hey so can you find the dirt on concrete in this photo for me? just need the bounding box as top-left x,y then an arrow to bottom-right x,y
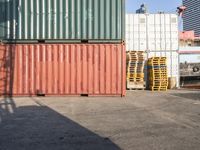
0,90 -> 200,150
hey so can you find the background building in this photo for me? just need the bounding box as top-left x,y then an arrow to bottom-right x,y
136,4 -> 148,14
183,0 -> 200,36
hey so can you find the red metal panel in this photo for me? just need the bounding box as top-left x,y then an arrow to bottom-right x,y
179,31 -> 195,41
122,45 -> 126,96
88,45 -> 93,94
0,43 -> 126,97
99,45 -> 105,94
179,51 -> 200,54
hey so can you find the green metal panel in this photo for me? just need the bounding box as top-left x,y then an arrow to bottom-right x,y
0,0 -> 5,39
0,0 -> 125,42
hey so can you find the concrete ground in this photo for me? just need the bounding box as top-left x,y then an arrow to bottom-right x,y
0,90 -> 200,150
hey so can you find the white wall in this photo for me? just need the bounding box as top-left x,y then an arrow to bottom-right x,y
126,13 -> 179,51
180,54 -> 200,63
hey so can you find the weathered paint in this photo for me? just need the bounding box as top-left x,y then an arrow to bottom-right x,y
0,44 -> 126,96
0,0 -> 125,42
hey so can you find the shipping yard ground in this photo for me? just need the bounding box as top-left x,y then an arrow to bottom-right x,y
0,90 -> 200,150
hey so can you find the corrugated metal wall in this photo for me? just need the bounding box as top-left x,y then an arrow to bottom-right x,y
126,13 -> 179,51
0,0 -> 125,42
0,44 -> 126,96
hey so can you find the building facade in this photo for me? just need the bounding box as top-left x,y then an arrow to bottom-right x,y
183,0 -> 200,36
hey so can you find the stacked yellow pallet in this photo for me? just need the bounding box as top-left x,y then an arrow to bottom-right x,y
148,57 -> 168,91
126,51 -> 145,90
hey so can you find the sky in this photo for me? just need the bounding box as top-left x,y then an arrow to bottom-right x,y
126,0 -> 182,13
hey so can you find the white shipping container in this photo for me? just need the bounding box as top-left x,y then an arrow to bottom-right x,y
180,54 -> 200,63
126,14 -> 147,51
126,13 -> 179,51
147,51 -> 180,87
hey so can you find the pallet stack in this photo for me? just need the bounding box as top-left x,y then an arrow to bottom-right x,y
148,57 -> 168,91
126,51 -> 145,90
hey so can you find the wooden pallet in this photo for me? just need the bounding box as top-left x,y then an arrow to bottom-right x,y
149,74 -> 168,77
126,52 -> 146,63
149,79 -> 168,82
148,58 -> 166,60
149,73 -> 168,75
128,67 -> 144,69
148,59 -> 166,61
127,63 -> 145,66
128,79 -> 144,82
149,78 -> 168,81
128,59 -> 145,61
148,60 -> 166,63
149,87 -> 168,91
149,71 -> 167,74
149,72 -> 168,75
127,63 -> 144,66
128,51 -> 145,53
150,82 -> 168,84
149,71 -> 167,73
127,51 -> 145,85
128,55 -> 145,57
148,65 -> 167,67
148,57 -> 167,60
128,67 -> 144,70
127,74 -> 144,78
149,75 -> 168,78
127,81 -> 146,90
149,83 -> 168,85
149,68 -> 167,70
147,57 -> 168,92
127,71 -> 144,74
148,63 -> 167,66
148,60 -> 167,62
127,62 -> 145,64
149,74 -> 167,76
128,66 -> 144,69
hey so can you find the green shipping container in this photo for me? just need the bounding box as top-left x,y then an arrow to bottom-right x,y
0,0 -> 125,43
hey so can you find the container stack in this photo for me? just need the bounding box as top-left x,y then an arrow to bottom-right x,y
148,57 -> 168,91
126,13 -> 179,88
0,0 -> 126,97
126,51 -> 146,90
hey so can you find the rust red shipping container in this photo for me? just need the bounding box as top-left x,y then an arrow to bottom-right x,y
0,44 -> 126,96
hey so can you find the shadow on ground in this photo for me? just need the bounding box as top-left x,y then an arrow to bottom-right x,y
0,98 -> 120,150
170,91 -> 200,101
